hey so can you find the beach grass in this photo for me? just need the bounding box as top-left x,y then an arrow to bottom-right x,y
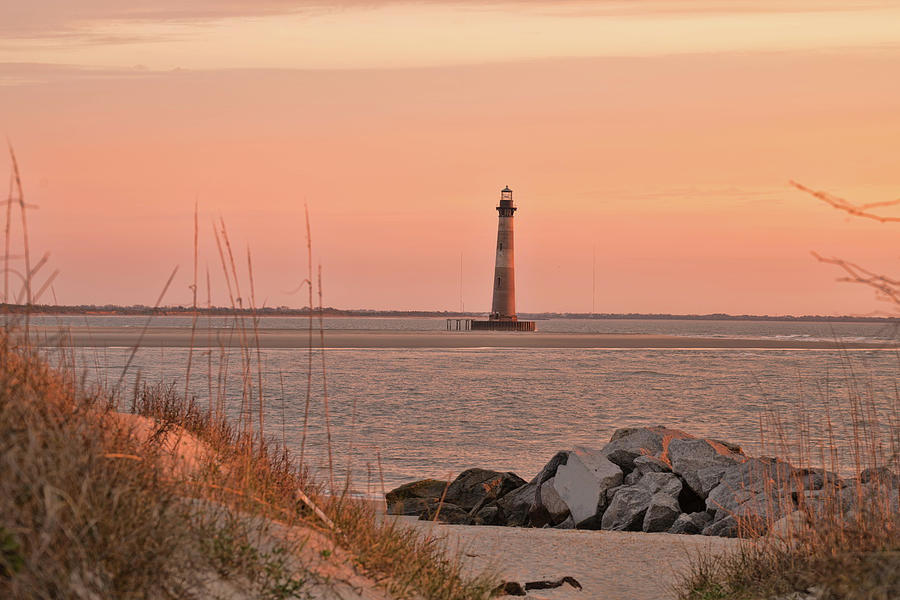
1,150 -> 498,599
675,355 -> 900,599
0,332 -> 311,598
676,184 -> 900,600
0,326 -> 499,598
131,379 -> 499,600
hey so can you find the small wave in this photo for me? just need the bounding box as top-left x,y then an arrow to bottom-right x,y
620,370 -> 681,378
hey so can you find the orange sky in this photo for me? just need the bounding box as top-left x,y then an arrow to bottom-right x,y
2,1 -> 900,314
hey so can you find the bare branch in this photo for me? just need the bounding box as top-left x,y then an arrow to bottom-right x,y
812,252 -> 900,308
791,181 -> 900,223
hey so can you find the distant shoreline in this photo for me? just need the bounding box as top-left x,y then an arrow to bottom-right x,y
20,327 -> 900,350
2,304 -> 899,323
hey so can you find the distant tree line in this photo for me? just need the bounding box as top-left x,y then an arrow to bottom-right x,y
1,303 -> 897,323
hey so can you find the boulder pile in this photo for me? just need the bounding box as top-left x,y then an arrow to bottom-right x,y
385,426 -> 900,537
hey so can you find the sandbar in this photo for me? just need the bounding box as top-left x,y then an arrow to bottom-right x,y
20,326 -> 899,349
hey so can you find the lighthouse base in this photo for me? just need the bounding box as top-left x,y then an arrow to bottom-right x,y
470,319 -> 536,332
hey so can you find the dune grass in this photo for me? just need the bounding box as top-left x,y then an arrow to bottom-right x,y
676,183 -> 900,600
1,148 -> 498,599
0,329 -> 499,599
679,502 -> 900,600
0,332 -> 317,599
675,356 -> 900,598
131,378 -> 499,600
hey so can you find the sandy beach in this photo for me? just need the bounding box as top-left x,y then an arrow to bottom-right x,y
397,516 -> 743,599
22,326 -> 899,350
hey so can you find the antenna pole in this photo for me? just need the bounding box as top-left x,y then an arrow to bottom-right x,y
459,251 -> 463,312
592,245 -> 596,315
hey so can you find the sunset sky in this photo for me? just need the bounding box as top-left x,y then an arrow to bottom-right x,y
2,1 -> 900,315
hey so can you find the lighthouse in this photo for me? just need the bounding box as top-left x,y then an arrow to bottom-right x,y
491,186 -> 517,320
470,186 -> 535,332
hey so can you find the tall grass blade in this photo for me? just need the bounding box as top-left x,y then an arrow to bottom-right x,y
114,266 -> 178,393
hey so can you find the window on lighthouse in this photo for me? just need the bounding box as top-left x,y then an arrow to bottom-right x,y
497,276 -> 501,288
498,242 -> 503,251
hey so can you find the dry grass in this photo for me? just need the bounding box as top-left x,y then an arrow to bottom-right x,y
131,379 -> 499,600
1,330 -> 498,599
1,148 -> 497,599
679,512 -> 900,600
676,366 -> 900,599
0,333 -> 315,599
677,181 -> 900,599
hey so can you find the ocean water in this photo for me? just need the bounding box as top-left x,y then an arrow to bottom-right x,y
37,316 -> 900,492
17,314 -> 900,342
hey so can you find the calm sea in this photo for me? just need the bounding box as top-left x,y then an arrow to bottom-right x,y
29,316 -> 900,492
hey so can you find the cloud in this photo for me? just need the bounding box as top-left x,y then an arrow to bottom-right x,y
3,1 -> 896,38
0,1 -> 323,37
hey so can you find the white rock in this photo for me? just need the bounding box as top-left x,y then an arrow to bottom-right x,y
553,447 -> 623,524
574,446 -> 626,489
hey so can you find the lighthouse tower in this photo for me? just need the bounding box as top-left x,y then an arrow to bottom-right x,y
491,186 -> 517,320
469,186 -> 535,332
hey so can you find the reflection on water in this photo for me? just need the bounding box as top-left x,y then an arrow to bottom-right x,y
57,339 -> 900,493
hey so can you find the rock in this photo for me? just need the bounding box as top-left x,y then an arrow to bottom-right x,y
601,486 -> 653,531
668,511 -> 713,535
530,451 -> 570,485
472,505 -> 501,526
418,502 -> 469,524
491,581 -> 526,597
524,576 -> 583,591
639,472 -> 682,497
387,496 -> 434,516
602,426 -> 693,472
496,482 -> 539,527
635,473 -> 683,532
554,515 -> 575,529
445,469 -> 526,511
794,488 -> 851,519
707,438 -> 744,455
706,485 -> 754,519
706,458 -> 798,526
840,482 -> 900,519
728,490 -> 789,535
624,470 -> 642,486
768,510 -> 808,547
706,457 -> 795,512
796,467 -> 843,490
385,478 -> 449,513
643,492 -> 681,532
695,465 -> 732,499
860,467 -> 900,488
668,438 -> 744,499
538,477 -> 571,525
702,515 -> 739,537
553,447 -> 623,525
632,455 -> 672,475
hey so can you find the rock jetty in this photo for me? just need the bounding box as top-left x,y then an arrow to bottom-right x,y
385,426 -> 900,537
